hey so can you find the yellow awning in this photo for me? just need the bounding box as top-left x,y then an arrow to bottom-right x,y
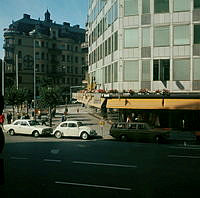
164,99 -> 200,110
107,98 -> 164,109
107,98 -> 200,110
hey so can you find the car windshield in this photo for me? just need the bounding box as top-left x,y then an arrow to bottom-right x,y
28,120 -> 40,126
77,122 -> 83,127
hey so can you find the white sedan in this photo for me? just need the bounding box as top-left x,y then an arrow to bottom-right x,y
53,121 -> 97,140
4,119 -> 53,137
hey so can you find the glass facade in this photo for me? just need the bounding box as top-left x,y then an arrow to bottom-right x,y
142,60 -> 151,81
154,26 -> 170,47
194,25 -> 200,44
142,0 -> 150,14
173,59 -> 190,81
154,0 -> 169,13
193,59 -> 200,80
174,25 -> 190,45
124,29 -> 139,48
124,61 -> 139,81
153,59 -> 170,81
124,0 -> 138,16
174,0 -> 190,12
194,0 -> 200,9
142,28 -> 150,47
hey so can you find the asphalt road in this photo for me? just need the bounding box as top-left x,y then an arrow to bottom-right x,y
1,106 -> 200,198
1,131 -> 200,198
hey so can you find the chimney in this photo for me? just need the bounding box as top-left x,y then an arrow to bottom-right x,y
23,14 -> 30,19
63,22 -> 70,27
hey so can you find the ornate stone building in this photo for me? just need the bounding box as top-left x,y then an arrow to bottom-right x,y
3,10 -> 87,100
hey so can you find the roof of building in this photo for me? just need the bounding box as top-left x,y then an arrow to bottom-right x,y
5,10 -> 85,42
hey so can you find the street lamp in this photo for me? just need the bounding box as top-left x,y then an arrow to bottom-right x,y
33,39 -> 36,120
1,59 -> 4,96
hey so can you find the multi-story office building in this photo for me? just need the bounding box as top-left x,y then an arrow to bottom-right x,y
88,0 -> 200,93
3,10 -> 87,100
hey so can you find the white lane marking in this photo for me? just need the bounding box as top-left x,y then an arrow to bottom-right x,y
51,149 -> 60,154
168,155 -> 200,159
72,161 -> 137,168
55,181 -> 132,191
44,159 -> 61,162
10,157 -> 29,160
169,146 -> 200,150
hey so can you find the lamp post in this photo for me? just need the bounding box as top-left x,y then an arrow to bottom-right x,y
33,39 -> 36,120
1,60 -> 4,96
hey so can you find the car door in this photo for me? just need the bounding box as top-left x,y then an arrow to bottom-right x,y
137,123 -> 151,141
67,123 -> 79,137
12,121 -> 21,134
19,121 -> 30,135
59,123 -> 68,136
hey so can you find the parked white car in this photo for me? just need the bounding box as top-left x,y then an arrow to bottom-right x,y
4,119 -> 53,137
53,121 -> 97,140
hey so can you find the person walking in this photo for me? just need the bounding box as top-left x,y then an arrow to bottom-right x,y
7,112 -> 12,124
0,114 -> 5,129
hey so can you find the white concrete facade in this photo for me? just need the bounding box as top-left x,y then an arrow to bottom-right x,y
88,0 -> 200,92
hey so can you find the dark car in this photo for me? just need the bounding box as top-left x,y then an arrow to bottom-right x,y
110,122 -> 170,143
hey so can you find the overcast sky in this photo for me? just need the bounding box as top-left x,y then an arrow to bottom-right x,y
0,0 -> 88,59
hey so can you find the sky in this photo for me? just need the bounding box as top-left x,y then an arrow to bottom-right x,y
0,0 -> 88,59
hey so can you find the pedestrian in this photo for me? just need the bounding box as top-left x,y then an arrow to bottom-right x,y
77,108 -> 79,113
7,112 -> 12,124
61,114 -> 66,122
0,114 -> 5,129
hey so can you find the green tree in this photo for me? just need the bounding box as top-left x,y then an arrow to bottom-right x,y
5,87 -> 27,119
39,87 -> 60,126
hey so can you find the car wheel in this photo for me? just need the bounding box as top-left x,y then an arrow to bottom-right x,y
33,131 -> 40,137
81,132 -> 89,140
55,131 -> 62,139
154,136 -> 161,144
9,129 -> 15,136
120,134 -> 128,141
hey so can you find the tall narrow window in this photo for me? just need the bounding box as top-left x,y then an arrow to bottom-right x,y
142,60 -> 151,81
124,29 -> 139,48
153,59 -> 170,81
154,26 -> 170,47
142,0 -> 150,14
193,59 -> 200,80
194,24 -> 200,44
124,0 -> 138,16
154,0 -> 169,13
114,31 -> 118,51
113,62 -> 118,82
142,28 -> 150,47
